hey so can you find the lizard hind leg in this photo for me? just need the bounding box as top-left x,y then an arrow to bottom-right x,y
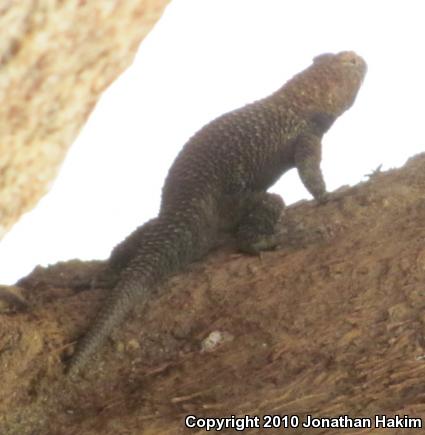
236,192 -> 285,255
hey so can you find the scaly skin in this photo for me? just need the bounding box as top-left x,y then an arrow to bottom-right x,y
67,51 -> 367,375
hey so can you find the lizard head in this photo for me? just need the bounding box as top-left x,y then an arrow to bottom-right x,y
311,51 -> 367,115
283,51 -> 367,120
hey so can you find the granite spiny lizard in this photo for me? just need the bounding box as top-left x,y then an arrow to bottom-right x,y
67,51 -> 367,375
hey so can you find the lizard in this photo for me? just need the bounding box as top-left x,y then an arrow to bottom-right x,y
64,50 -> 367,375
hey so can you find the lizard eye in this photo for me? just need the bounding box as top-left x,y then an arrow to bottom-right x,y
339,51 -> 363,68
349,56 -> 359,65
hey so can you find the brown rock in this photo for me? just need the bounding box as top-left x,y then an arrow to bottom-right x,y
2,153 -> 425,434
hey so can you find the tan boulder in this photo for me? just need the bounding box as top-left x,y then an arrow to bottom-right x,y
0,0 -> 170,238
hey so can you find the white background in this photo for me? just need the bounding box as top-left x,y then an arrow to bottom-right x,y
1,0 -> 424,284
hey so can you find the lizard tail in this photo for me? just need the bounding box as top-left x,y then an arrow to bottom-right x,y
66,280 -> 137,376
66,214 -> 203,376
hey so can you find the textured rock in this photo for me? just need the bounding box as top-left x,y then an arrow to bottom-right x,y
2,153 -> 425,434
0,0 -> 170,238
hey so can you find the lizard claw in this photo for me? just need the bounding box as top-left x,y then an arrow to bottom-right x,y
315,192 -> 330,205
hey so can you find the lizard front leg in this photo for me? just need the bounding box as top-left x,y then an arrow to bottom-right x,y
294,132 -> 328,203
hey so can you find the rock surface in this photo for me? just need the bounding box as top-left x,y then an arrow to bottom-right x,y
0,0 -> 170,238
2,153 -> 425,434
